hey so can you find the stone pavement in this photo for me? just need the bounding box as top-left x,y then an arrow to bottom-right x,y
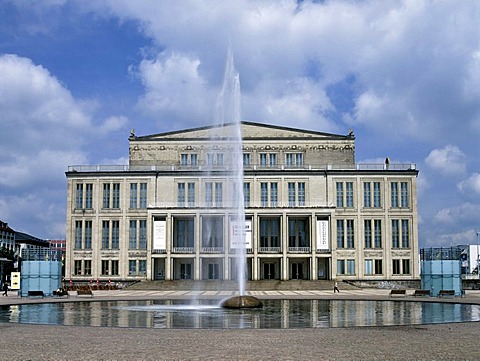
1,289 -> 480,360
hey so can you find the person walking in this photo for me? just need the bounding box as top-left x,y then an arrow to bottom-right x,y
2,282 -> 8,297
333,281 -> 340,293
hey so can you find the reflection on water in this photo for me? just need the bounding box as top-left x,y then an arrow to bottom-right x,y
1,299 -> 479,329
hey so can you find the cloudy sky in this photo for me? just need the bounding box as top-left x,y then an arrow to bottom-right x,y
1,0 -> 479,247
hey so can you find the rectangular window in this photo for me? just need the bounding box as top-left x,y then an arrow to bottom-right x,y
243,153 -> 251,166
347,259 -> 355,275
392,259 -> 401,275
346,220 -> 354,248
181,154 -> 188,166
102,221 -> 109,249
337,260 -> 345,275
202,216 -> 223,248
129,260 -> 136,275
286,153 -> 303,167
139,220 -> 147,249
364,220 -> 372,249
401,182 -> 409,208
374,259 -> 383,275
74,260 -> 82,275
205,182 -> 213,206
84,260 -> 92,276
111,260 -> 119,276
259,153 -> 267,166
85,184 -> 93,209
190,154 -> 198,166
288,182 -> 296,207
260,218 -> 280,248
75,221 -> 82,249
363,182 -> 371,208
84,221 -> 92,249
391,182 -> 398,208
75,184 -> 83,209
129,220 -> 137,249
337,220 -> 344,248
298,182 -> 305,206
365,259 -> 373,275
392,220 -> 399,248
139,260 -> 146,274
336,182 -> 344,207
103,184 -> 110,208
269,153 -> 277,166
288,218 -> 308,248
402,259 -> 410,274
374,220 -> 382,248
215,182 -> 223,206
373,182 -> 381,208
260,182 -> 268,207
346,182 -> 354,208
178,183 -> 185,207
243,183 -> 250,207
101,260 -> 109,275
130,183 -> 138,209
174,218 -> 195,248
187,183 -> 195,207
270,183 -> 278,207
111,221 -> 119,249
401,220 -> 409,248
139,183 -> 147,208
112,183 -> 120,209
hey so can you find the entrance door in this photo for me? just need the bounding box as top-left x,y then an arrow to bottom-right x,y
208,263 -> 219,280
291,262 -> 304,280
180,263 -> 192,280
263,263 -> 275,280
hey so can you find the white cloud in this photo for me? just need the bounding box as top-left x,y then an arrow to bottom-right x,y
425,145 -> 467,176
458,173 -> 480,196
434,202 -> 480,225
98,116 -> 129,135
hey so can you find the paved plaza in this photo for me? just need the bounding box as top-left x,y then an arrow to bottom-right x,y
0,289 -> 479,360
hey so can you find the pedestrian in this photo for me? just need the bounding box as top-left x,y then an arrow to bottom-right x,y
2,282 -> 8,297
334,281 -> 340,293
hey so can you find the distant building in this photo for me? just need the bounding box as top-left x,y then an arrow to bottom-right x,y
0,220 -> 15,251
65,122 -> 420,284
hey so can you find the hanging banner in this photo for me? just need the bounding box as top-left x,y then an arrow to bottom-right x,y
316,220 -> 329,250
153,219 -> 166,250
230,219 -> 252,249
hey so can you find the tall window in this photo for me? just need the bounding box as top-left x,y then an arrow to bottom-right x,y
174,218 -> 195,248
101,260 -> 109,275
392,219 -> 410,249
85,221 -> 92,249
111,260 -> 119,276
364,182 -> 381,208
111,221 -> 119,249
74,260 -> 82,275
401,182 -> 409,208
103,184 -> 110,208
75,184 -> 83,209
243,182 -> 250,207
346,182 -> 354,208
85,184 -> 93,209
365,219 -> 382,249
392,220 -> 399,248
392,259 -> 401,275
129,220 -> 137,249
337,220 -> 344,248
298,182 -> 305,206
139,260 -> 147,275
139,183 -> 147,208
129,260 -> 136,275
130,183 -> 138,209
337,260 -> 345,275
243,153 -> 251,167
373,182 -> 381,208
205,182 -> 213,207
75,221 -> 82,249
187,183 -> 195,207
375,259 -> 383,275
215,182 -> 223,207
402,259 -> 410,274
336,182 -> 344,207
206,153 -> 224,166
346,220 -> 354,248
285,153 -> 304,167
260,218 -> 280,249
270,183 -> 278,207
112,183 -> 120,209
401,220 -> 410,248
374,220 -> 382,248
347,259 -> 355,275
365,259 -> 373,275
130,219 -> 147,249
102,221 -> 110,249
84,260 -> 92,276
288,218 -> 308,248
288,182 -> 295,207
364,220 -> 372,248
363,182 -> 371,208
260,182 -> 277,207
260,182 -> 268,207
177,183 -> 185,207
259,153 -> 277,167
391,182 -> 401,208
202,216 -> 223,248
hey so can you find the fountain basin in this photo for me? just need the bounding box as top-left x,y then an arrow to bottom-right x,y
221,295 -> 263,309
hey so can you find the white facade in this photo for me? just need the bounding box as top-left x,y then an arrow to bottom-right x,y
65,122 -> 420,283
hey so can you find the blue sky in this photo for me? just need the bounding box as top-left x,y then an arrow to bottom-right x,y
1,0 -> 480,247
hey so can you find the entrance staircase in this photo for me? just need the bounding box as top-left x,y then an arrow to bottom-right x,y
127,280 -> 359,291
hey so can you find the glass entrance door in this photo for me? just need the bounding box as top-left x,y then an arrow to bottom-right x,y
180,263 -> 192,279
263,263 -> 275,280
291,262 -> 304,280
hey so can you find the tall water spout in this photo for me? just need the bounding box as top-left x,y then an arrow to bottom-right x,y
210,48 -> 246,296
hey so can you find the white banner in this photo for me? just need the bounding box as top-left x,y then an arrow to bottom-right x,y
230,219 -> 252,249
153,219 -> 166,250
316,220 -> 329,250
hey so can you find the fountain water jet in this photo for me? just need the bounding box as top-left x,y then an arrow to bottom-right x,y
209,48 -> 261,309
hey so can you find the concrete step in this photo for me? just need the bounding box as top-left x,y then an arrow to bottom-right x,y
127,280 -> 359,291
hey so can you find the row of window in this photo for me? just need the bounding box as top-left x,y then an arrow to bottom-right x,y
74,220 -> 147,250
75,182 -> 147,210
73,259 -> 146,276
336,181 -> 410,209
180,152 -> 305,167
337,259 -> 410,276
74,217 -> 410,251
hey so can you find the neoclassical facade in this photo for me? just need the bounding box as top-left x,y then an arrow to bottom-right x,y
65,122 -> 419,283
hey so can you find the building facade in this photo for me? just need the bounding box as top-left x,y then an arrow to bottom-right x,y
65,122 -> 419,283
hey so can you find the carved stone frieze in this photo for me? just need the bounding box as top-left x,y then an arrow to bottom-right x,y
128,251 -> 148,258
73,251 -> 92,258
335,250 -> 356,258
100,251 -> 120,258
391,250 -> 411,257
364,250 -> 383,258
